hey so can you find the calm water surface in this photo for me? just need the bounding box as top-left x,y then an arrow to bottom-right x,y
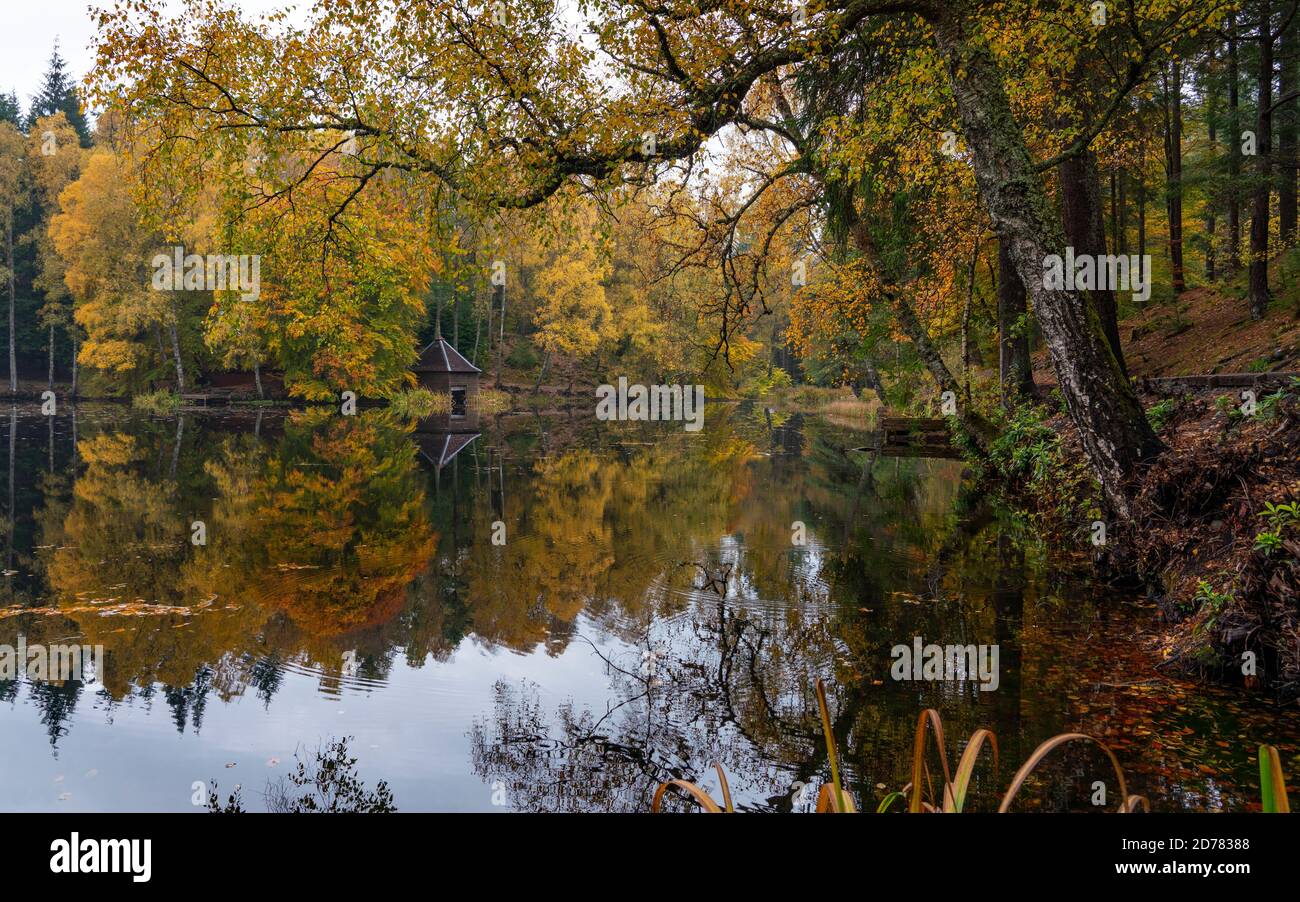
1,402 -> 1297,812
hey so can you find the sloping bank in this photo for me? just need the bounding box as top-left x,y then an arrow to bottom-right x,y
969,380 -> 1300,701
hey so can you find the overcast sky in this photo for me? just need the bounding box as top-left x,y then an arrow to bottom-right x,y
1,2 -> 99,106
0,1 -> 297,113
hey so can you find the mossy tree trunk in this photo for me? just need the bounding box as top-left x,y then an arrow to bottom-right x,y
929,6 -> 1162,516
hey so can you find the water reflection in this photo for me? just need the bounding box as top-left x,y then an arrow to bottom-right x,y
0,403 -> 1296,811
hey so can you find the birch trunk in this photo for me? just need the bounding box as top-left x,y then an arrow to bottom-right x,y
929,8 -> 1162,516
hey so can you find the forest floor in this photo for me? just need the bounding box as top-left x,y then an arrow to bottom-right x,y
1033,286 -> 1300,382
1122,287 -> 1300,377
1032,287 -> 1300,700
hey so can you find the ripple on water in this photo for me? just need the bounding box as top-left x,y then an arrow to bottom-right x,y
605,539 -> 909,624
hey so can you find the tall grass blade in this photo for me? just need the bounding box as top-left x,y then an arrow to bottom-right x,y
815,678 -> 851,813
1260,744 -> 1291,813
998,733 -> 1131,813
945,728 -> 998,813
876,790 -> 908,813
815,782 -> 858,812
714,762 -> 735,813
651,779 -> 723,813
909,708 -> 952,813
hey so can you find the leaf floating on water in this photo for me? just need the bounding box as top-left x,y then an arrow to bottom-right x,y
0,598 -> 214,619
266,757 -> 280,767
225,762 -> 237,769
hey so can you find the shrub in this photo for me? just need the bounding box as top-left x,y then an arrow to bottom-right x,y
1254,500 -> 1300,556
1146,397 -> 1179,432
132,389 -> 180,415
506,343 -> 540,370
389,387 -> 451,418
746,366 -> 793,398
983,401 -> 1097,529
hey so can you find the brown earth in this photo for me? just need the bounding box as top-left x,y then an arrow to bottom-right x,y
1122,288 -> 1300,378
1034,286 -> 1300,383
1026,287 -> 1300,699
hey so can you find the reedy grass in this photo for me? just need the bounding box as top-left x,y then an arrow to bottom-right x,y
652,683 -> 1290,814
1261,744 -> 1292,813
651,763 -> 734,813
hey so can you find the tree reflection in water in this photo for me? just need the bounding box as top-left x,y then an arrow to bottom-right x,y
1,403 -> 1296,810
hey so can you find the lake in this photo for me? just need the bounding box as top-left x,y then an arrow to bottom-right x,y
1,402 -> 1297,812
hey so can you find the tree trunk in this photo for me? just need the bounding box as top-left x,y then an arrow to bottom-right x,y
1230,13 -> 1243,273
254,358 -> 264,399
997,241 -> 1034,404
532,348 -> 550,396
169,322 -> 185,392
70,330 -> 78,399
1109,169 -> 1119,251
1117,169 -> 1128,255
860,357 -> 886,401
960,237 -> 980,401
769,317 -> 779,376
478,287 -> 488,369
1165,60 -> 1187,294
1280,10 -> 1298,245
48,323 -> 54,390
6,211 -> 14,394
1251,2 -> 1274,320
1058,148 -> 1127,374
930,9 -> 1162,516
493,283 -> 504,389
171,413 -> 184,479
1137,166 -> 1147,261
891,288 -> 991,448
960,278 -> 972,402
848,216 -> 993,451
7,406 -> 13,572
1207,78 -> 1218,281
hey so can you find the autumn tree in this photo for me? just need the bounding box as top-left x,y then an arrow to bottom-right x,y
49,149 -> 179,391
92,0 -> 1238,511
28,113 -> 87,391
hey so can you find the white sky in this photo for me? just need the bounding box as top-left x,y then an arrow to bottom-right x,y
0,0 -> 299,112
